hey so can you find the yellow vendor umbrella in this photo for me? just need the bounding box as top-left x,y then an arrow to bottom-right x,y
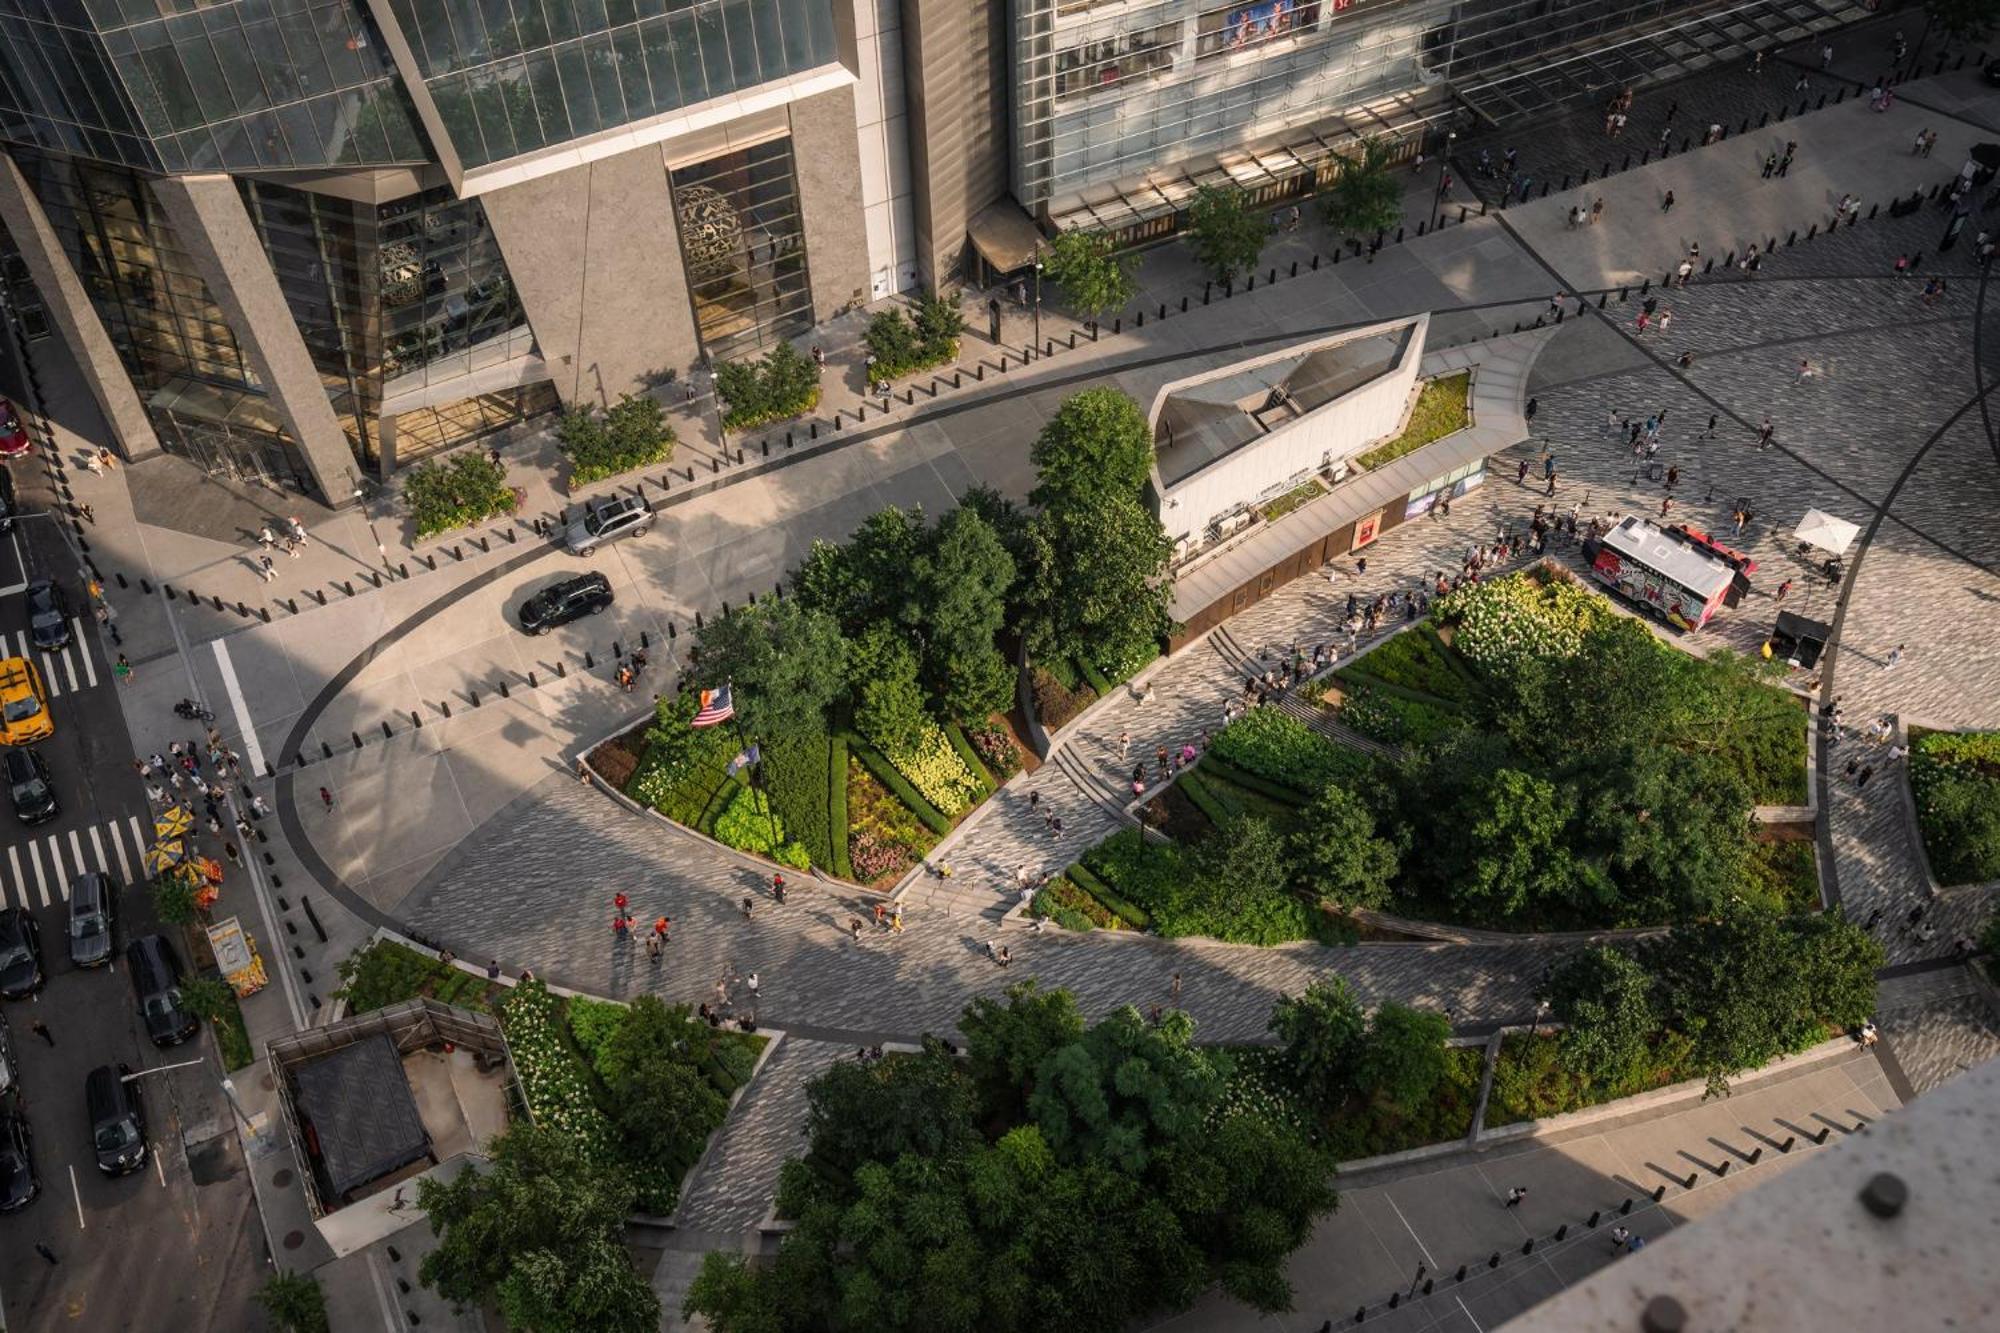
154,806 -> 195,838
145,840 -> 189,874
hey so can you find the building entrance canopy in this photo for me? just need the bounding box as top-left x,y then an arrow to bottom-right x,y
968,200 -> 1048,276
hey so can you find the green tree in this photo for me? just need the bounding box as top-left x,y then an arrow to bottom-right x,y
641,687 -> 702,780
841,505 -> 928,630
594,997 -> 727,1180
863,308 -> 923,373
1289,782 -> 1400,910
1549,946 -> 1657,1092
1925,0 -> 2000,45
690,595 -> 847,739
1023,494 -> 1172,669
417,1124 -> 660,1333
1456,768 -> 1576,918
1354,1003 -> 1452,1112
959,980 -> 1087,1123
151,869 -> 203,925
913,506 -> 1017,720
1319,140 -> 1403,238
912,291 -> 967,351
556,393 -> 674,485
1572,745 -> 1753,921
1181,814 -> 1309,944
1043,228 -> 1138,318
256,1273 -> 328,1333
1028,1007 -> 1218,1174
799,1036 -> 980,1184
1268,977 -> 1367,1106
1788,913 -> 1885,1032
1183,184 -> 1267,283
1028,387 -> 1155,509
848,624 -> 930,752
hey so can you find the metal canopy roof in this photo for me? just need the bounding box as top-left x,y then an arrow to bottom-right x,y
291,1033 -> 432,1202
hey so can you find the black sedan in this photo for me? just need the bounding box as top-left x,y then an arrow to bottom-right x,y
26,578 -> 70,651
4,747 -> 57,825
518,572 -> 613,636
0,1111 -> 37,1212
0,909 -> 43,999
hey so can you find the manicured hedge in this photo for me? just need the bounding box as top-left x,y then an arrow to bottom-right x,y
1196,754 -> 1316,806
764,730 -> 835,869
846,733 -> 952,835
1346,627 -> 1482,709
828,733 -> 854,880
944,721 -> 996,795
1208,709 -> 1372,796
1064,860 -> 1152,930
1077,656 -> 1114,697
1176,768 -> 1233,829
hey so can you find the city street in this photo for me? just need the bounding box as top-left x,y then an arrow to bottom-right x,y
0,455 -> 266,1331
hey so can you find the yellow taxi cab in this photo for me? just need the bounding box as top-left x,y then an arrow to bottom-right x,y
0,657 -> 52,745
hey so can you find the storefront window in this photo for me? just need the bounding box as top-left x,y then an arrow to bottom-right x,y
1054,22 -> 1183,102
390,382 -> 560,462
671,138 -> 813,362
1196,1 -> 1321,60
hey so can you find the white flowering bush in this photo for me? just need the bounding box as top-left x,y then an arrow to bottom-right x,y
1438,570 -> 1610,677
499,978 -> 615,1161
881,721 -> 982,817
1206,1047 -> 1311,1137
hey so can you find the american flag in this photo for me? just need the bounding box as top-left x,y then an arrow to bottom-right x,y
725,744 -> 761,775
691,684 -> 734,728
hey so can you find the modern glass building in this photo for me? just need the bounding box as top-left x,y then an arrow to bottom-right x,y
1002,0 -> 1871,240
0,0 -> 894,506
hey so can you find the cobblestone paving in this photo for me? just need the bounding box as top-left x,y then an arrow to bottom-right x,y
673,1036 -> 845,1232
1452,13 -> 1904,207
1877,970 -> 2000,1096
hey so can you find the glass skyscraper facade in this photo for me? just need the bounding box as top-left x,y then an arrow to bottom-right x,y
671,136 -> 812,360
383,0 -> 839,170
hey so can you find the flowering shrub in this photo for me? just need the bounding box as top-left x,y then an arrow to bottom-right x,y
968,723 -> 1022,778
1208,1047 -> 1312,1136
1909,729 -> 2000,886
498,979 -> 614,1161
846,758 -> 934,884
880,721 -> 983,817
1338,686 -> 1466,747
1437,570 -> 1610,677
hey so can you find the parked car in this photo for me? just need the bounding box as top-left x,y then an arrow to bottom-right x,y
25,579 -> 69,651
517,571 -> 613,636
0,1111 -> 35,1211
0,466 -> 15,533
0,909 -> 43,999
0,400 -> 27,458
85,1065 -> 146,1176
562,493 -> 653,556
3,748 -> 56,825
0,1011 -> 16,1097
67,872 -> 115,968
126,934 -> 197,1046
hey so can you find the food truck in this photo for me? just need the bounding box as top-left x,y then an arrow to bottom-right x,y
1588,516 -> 1741,631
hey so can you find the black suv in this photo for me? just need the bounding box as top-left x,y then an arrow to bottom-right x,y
518,572 -> 613,636
25,579 -> 70,651
0,466 -> 14,535
85,1065 -> 146,1176
0,909 -> 42,999
68,872 -> 115,968
126,934 -> 198,1046
4,748 -> 56,826
0,1110 -> 35,1211
562,493 -> 653,556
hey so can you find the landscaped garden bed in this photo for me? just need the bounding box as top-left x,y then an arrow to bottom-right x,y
1352,371 -> 1470,473
335,938 -> 497,1014
499,978 -> 765,1214
1908,728 -> 2000,886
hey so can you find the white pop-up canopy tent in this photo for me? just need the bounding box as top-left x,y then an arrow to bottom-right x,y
1794,508 -> 1860,556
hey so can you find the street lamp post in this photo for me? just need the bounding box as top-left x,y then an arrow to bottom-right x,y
1431,130 -> 1457,231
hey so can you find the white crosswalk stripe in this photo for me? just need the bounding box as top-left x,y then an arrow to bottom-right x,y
3,818 -> 152,909
4,625 -> 104,698
70,618 -> 97,688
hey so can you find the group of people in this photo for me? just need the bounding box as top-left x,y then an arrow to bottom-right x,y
609,890 -> 672,961
255,514 -> 311,559
614,648 -> 652,692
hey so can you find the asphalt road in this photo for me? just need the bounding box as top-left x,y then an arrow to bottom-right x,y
0,454 -> 267,1331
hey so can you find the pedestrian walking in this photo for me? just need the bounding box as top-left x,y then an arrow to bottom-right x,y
746,971 -> 760,997
1524,395 -> 1538,423
1775,578 -> 1793,603
646,932 -> 662,962
1886,644 -> 1904,668
77,502 -> 93,524
874,902 -> 888,929
1857,766 -> 1874,789
1776,150 -> 1793,178
654,915 -> 671,942
1518,458 -> 1530,484
1659,496 -> 1673,518
891,906 -> 904,933
1761,152 -> 1777,179
1660,189 -> 1675,214
1757,416 -> 1774,449
258,525 -> 277,548
1609,1225 -> 1631,1252
1505,1187 -> 1528,1208
1117,728 -> 1130,759
250,794 -> 271,819
1170,971 -> 1182,1001
30,1018 -> 52,1047
1590,196 -> 1604,225
258,554 -> 276,583
114,653 -> 133,683
1819,42 -> 1832,69
318,785 -> 334,812
1665,465 -> 1679,489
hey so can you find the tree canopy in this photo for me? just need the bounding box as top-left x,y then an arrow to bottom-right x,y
690,594 -> 847,739
1043,228 -> 1139,319
1319,140 -> 1403,238
1184,184 -> 1268,283
1028,387 -> 1155,509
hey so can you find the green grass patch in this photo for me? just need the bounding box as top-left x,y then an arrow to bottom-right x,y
1209,708 -> 1375,796
1259,480 -> 1324,523
1336,684 -> 1467,747
212,990 -> 254,1070
1344,628 -> 1483,709
1196,754 -> 1317,806
1194,767 -> 1309,832
1353,371 -> 1470,472
1909,728 -> 2000,886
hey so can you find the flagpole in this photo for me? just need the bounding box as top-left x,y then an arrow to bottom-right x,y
724,679 -> 784,866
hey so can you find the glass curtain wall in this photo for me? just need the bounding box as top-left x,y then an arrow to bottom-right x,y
670,138 -> 811,361
384,0 -> 839,172
0,223 -> 51,341
239,177 -> 539,468
1013,0 -> 1717,211
0,2 -> 430,172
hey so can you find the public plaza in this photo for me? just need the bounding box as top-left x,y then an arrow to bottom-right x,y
3,16 -> 1999,1333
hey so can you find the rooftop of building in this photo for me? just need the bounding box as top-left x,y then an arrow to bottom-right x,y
1151,319 -> 1419,489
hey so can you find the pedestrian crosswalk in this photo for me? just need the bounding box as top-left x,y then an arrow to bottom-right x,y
5,621 -> 99,695
1,815 -> 146,909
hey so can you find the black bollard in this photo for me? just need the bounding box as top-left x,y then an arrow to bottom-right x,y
1521,1238 -> 1534,1255
1587,1210 -> 1600,1228
1620,1198 -> 1634,1215
1555,1225 -> 1568,1241
1455,1266 -> 1467,1282
1488,1253 -> 1500,1269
